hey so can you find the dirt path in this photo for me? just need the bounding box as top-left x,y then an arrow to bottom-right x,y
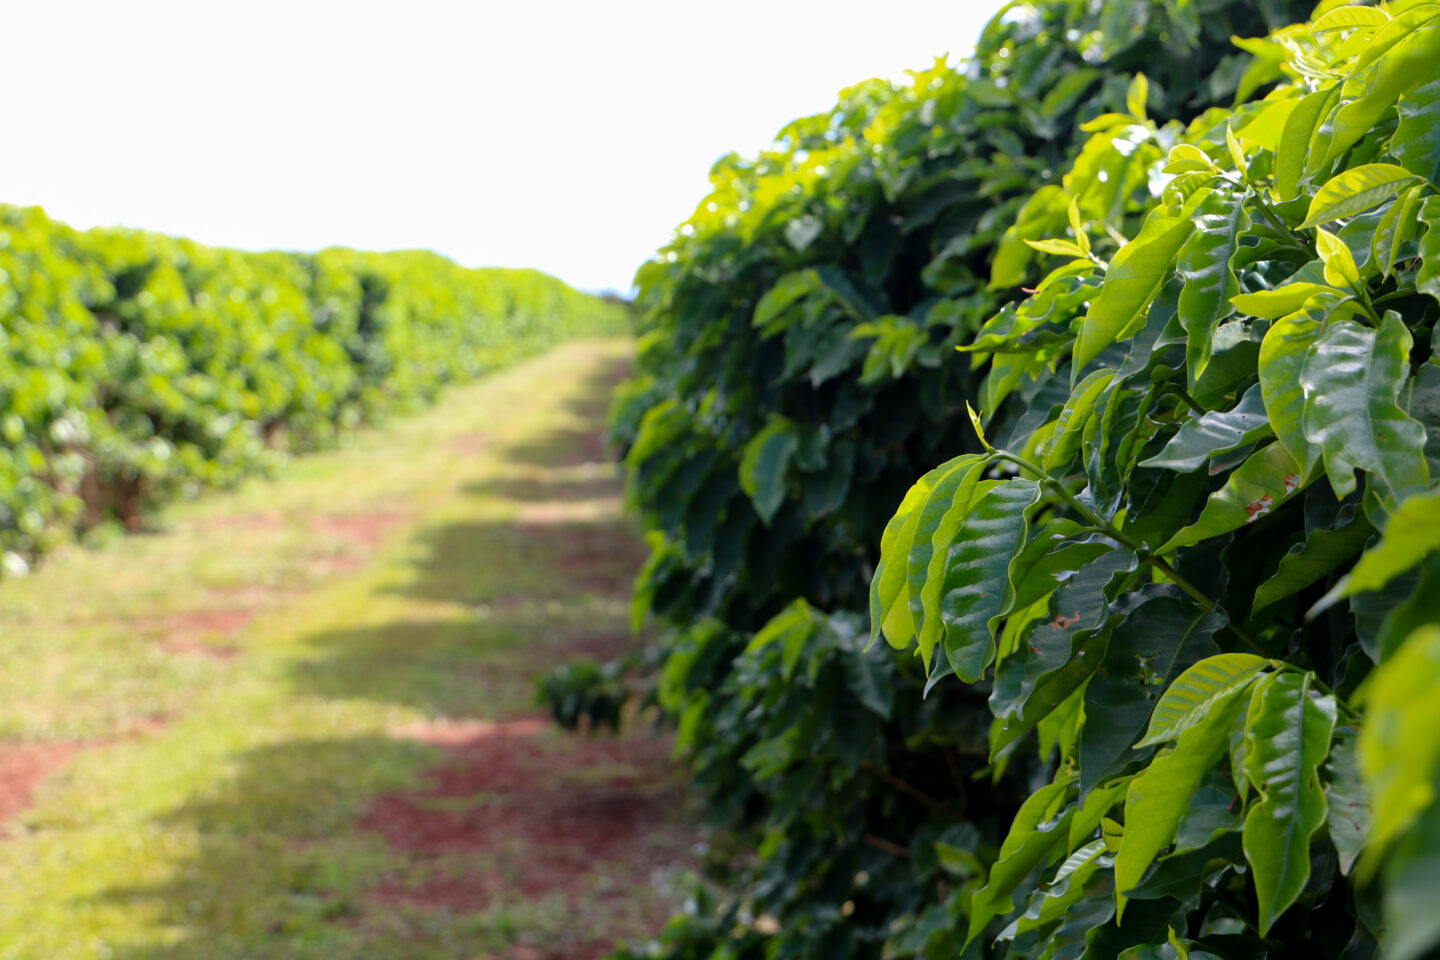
0,340 -> 695,960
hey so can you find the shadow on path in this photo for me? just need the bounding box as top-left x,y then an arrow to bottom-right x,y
89,348 -> 695,960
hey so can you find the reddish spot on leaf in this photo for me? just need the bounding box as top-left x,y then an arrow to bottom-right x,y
1245,494 -> 1274,522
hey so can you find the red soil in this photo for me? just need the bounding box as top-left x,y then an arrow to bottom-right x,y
0,742 -> 86,824
362,717 -> 696,954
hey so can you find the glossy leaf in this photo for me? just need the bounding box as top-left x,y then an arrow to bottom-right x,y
967,776 -> 1077,944
1176,189 -> 1249,380
1299,164 -> 1421,228
1299,314 -> 1430,503
1161,442 -> 1307,551
1074,206 -> 1196,372
1137,653 -> 1269,747
1241,671 -> 1336,934
1258,307 -> 1323,479
939,479 -> 1042,681
1114,684 -> 1248,901
1141,383 -> 1270,472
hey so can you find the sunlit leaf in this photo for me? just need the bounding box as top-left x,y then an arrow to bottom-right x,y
1241,672 -> 1336,935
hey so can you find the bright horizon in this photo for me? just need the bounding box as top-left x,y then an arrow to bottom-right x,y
4,1 -> 1003,294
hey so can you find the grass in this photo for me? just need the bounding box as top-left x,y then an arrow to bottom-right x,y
0,340 -> 691,960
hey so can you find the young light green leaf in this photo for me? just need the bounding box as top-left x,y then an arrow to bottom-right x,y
1127,72 -> 1149,121
1043,370 -> 1115,472
1176,190 -> 1249,381
1231,282 -> 1338,319
939,479 -> 1043,682
1241,671 -> 1336,935
1276,84 -> 1340,200
1137,653 -> 1270,747
1345,487 -> 1440,594
870,455 -> 969,647
1312,5 -> 1390,30
1025,237 -> 1088,258
1224,124 -> 1246,177
1372,185 -> 1426,279
1114,685 -> 1249,901
1074,206 -> 1196,372
739,417 -> 798,524
1420,196 -> 1440,303
1258,307 -> 1324,479
967,776 -> 1078,945
1299,314 -> 1430,503
1316,229 -> 1361,287
1160,443 -> 1308,552
1068,195 -> 1092,259
1300,164 -> 1421,228
1323,24 -> 1440,169
906,458 -> 988,666
1163,143 -> 1215,175
1359,625 -> 1440,870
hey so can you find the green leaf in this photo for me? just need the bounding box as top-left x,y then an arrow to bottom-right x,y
1359,624 -> 1440,867
1232,283 -> 1338,320
1000,841 -> 1109,941
1137,653 -> 1269,748
939,479 -> 1042,682
1316,229 -> 1361,287
1161,443 -> 1307,552
1252,504 -> 1373,614
1324,725 -> 1370,875
1312,5 -> 1390,31
1176,189 -> 1249,380
1371,184 -> 1426,279
1345,487 -> 1440,594
906,457 -> 988,665
1043,370 -> 1115,472
967,775 -> 1077,945
1114,683 -> 1249,901
1323,23 -> 1440,169
1392,75 -> 1440,184
1381,785 -> 1440,960
1141,383 -> 1270,473
843,647 -> 895,719
1074,206 -> 1197,372
1300,163 -> 1421,229
1276,84 -> 1340,200
1241,671 -> 1336,935
1299,314 -> 1430,503
739,416 -> 798,525
871,456 -> 968,648
1258,306 -> 1324,479
1127,72 -> 1149,122
1420,196 -> 1440,303
1080,592 -> 1225,794
1026,238 -> 1088,258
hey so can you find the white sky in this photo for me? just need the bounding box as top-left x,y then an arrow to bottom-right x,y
4,1 -> 1004,293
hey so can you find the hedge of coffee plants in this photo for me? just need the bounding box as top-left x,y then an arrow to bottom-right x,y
570,0 -> 1440,958
0,205 -> 627,567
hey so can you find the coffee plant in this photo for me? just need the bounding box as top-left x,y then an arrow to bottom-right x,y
565,1 -> 1364,958
0,206 -> 627,568
870,2 -> 1440,958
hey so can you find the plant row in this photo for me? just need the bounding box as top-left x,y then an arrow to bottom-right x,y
554,0 -> 1440,958
0,204 -> 628,565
